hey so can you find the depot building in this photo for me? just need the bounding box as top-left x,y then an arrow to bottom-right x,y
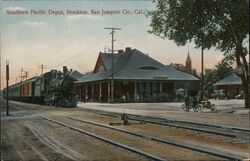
213,73 -> 243,99
75,48 -> 199,103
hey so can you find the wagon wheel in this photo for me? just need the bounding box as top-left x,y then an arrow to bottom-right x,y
210,105 -> 217,112
181,104 -> 186,111
197,104 -> 203,112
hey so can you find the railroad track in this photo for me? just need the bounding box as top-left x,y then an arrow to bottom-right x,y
98,112 -> 250,141
66,116 -> 243,161
129,114 -> 250,132
38,116 -> 166,161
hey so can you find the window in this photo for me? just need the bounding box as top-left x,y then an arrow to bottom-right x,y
96,65 -> 105,72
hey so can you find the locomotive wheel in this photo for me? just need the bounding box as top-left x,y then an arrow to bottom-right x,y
181,104 -> 186,111
197,104 -> 203,112
210,105 -> 217,112
193,107 -> 198,112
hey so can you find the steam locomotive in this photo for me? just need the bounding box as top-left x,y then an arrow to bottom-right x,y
3,66 -> 77,107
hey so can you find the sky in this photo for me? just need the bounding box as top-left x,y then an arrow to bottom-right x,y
0,0 -> 225,89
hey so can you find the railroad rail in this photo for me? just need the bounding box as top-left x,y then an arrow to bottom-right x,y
129,114 -> 250,132
67,116 -> 243,161
38,116 -> 167,161
128,116 -> 236,137
98,112 -> 249,140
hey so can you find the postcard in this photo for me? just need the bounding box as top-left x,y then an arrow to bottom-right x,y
1,0 -> 249,161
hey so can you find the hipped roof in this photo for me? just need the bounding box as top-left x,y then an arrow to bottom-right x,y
213,73 -> 242,86
75,49 -> 199,84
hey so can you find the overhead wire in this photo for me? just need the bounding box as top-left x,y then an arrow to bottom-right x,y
44,31 -> 110,69
117,15 -> 145,28
44,14 -> 146,70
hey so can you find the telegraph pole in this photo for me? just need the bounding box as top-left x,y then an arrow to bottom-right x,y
24,71 -> 28,80
248,47 -> 250,108
201,45 -> 204,99
20,68 -> 23,82
39,64 -> 46,74
6,61 -> 10,116
0,29 -> 1,96
104,27 -> 121,103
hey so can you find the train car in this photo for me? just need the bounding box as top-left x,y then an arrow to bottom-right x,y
20,77 -> 37,102
7,83 -> 21,101
3,66 -> 77,107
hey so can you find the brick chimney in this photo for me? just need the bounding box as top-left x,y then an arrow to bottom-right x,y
125,47 -> 131,53
118,49 -> 124,54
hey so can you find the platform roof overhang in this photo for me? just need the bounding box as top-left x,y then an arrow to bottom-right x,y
75,49 -> 199,84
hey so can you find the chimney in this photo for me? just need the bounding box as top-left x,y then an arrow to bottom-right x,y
118,49 -> 124,54
125,47 -> 131,53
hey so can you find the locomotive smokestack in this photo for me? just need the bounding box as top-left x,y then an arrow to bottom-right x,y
63,66 -> 69,76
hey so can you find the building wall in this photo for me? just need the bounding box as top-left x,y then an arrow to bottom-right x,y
216,85 -> 242,99
76,81 -> 175,103
114,82 -> 135,102
101,82 -> 108,102
76,85 -> 81,99
76,82 -> 109,102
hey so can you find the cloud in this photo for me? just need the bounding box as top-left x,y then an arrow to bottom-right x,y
66,15 -> 104,21
21,21 -> 46,26
3,6 -> 28,12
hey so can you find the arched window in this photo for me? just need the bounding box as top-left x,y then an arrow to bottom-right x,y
97,65 -> 105,72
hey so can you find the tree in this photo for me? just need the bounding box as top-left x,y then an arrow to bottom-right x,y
191,69 -> 198,78
148,0 -> 249,108
215,57 -> 234,81
203,68 -> 216,96
203,58 -> 234,97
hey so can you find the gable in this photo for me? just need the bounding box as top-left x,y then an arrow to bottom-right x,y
93,54 -> 107,73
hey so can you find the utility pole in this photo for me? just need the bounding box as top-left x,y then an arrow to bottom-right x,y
39,64 -> 46,74
0,29 -> 1,95
104,27 -> 121,103
20,68 -> 23,82
201,45 -> 204,99
248,47 -> 250,108
6,60 -> 10,116
24,71 -> 28,80
104,45 -> 107,53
